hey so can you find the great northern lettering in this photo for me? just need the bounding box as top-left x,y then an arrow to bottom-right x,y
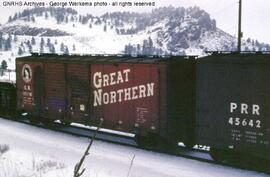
93,69 -> 155,106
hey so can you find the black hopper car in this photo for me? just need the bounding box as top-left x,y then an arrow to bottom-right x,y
197,53 -> 270,162
0,53 -> 269,164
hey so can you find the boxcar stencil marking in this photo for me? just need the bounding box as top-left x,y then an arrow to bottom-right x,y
22,64 -> 32,83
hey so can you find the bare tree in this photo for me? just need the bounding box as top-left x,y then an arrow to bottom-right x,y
127,155 -> 136,177
73,121 -> 103,177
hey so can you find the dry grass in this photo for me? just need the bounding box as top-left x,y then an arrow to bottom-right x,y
0,153 -> 66,177
32,155 -> 66,173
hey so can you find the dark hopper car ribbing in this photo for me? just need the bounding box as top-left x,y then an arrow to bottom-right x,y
196,53 -> 270,160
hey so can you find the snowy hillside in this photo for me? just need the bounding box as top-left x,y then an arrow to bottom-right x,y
0,7 -> 269,71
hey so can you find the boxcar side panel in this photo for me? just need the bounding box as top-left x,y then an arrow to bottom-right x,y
117,63 -> 135,131
0,82 -> 16,114
167,60 -> 196,143
43,62 -> 66,120
16,60 -> 44,115
196,56 -> 270,159
90,63 -> 162,135
66,63 -> 90,124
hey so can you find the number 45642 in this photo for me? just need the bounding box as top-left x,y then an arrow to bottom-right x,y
228,117 -> 261,128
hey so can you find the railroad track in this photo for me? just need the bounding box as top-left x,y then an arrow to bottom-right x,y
1,115 -> 269,175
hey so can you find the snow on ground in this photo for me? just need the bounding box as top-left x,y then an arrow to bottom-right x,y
0,118 -> 268,177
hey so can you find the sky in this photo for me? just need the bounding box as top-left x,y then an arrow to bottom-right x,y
0,0 -> 270,43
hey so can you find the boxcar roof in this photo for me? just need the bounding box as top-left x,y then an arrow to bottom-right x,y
16,53 -> 195,64
198,53 -> 270,64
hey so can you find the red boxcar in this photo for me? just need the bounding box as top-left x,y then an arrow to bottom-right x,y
16,54 -> 195,145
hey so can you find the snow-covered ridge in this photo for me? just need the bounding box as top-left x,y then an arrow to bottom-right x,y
0,6 -> 269,72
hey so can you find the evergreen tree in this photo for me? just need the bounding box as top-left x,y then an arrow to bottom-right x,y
56,14 -> 64,24
266,44 -> 270,51
31,37 -> 36,45
60,42 -> 65,52
0,60 -> 7,76
4,35 -> 12,51
0,33 -> 2,51
28,44 -> 32,53
47,38 -> 51,47
31,16 -> 35,22
258,45 -> 263,51
137,44 -> 141,54
148,37 -> 153,48
26,14 -> 31,22
40,38 -> 45,53
73,44 -> 76,51
148,37 -> 153,54
40,44 -> 44,53
124,44 -> 134,54
13,13 -> 18,21
18,47 -> 23,55
124,45 -> 128,54
120,29 -> 125,34
8,34 -> 12,43
158,48 -> 163,55
45,12 -> 48,19
14,34 -> 18,42
255,40 -> 259,46
8,16 -> 12,22
65,16 -> 69,23
115,28 -> 120,35
41,38 -> 45,46
26,40 -> 31,48
64,46 -> 69,54
142,39 -> 148,55
104,25 -> 107,32
95,18 -> 101,25
50,44 -> 55,53
1,60 -> 7,70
